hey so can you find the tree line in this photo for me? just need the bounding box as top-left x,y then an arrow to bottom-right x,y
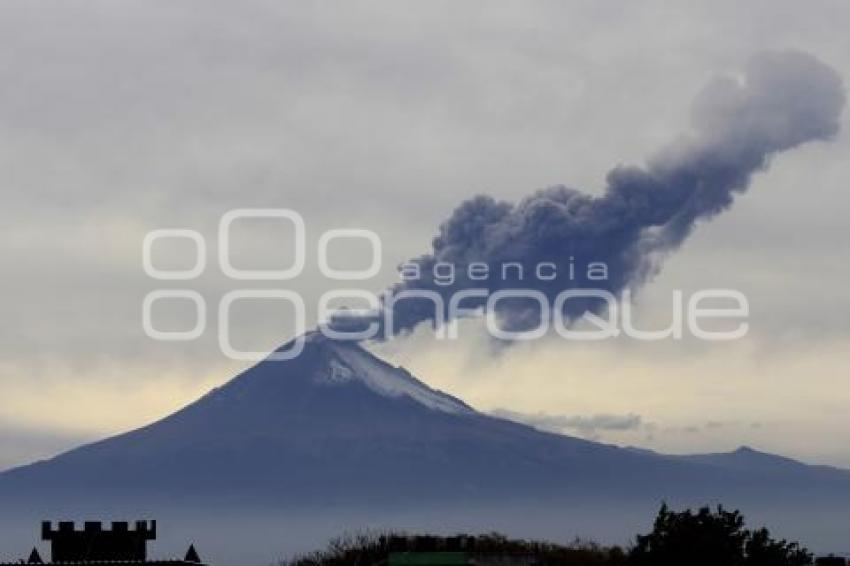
280,504 -> 843,566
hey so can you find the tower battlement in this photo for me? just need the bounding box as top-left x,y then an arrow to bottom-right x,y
1,521 -> 202,566
42,520 -> 157,539
40,520 -> 157,562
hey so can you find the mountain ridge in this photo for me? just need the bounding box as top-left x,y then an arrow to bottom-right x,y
1,333 -> 848,513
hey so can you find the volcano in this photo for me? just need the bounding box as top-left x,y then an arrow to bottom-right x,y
0,333 -> 702,505
2,333 -> 850,557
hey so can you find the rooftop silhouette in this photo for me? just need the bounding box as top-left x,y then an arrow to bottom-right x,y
0,521 -> 204,566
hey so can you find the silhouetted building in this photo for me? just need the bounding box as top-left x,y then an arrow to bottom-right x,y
0,521 -> 205,566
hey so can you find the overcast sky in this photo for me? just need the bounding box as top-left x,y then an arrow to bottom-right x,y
1,0 -> 849,470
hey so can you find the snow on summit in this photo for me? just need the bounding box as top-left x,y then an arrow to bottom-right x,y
306,332 -> 472,415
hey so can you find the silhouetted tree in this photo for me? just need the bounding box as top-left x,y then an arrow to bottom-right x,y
629,504 -> 813,566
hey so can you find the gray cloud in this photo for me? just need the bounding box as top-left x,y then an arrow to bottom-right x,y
491,408 -> 643,438
338,51 -> 844,337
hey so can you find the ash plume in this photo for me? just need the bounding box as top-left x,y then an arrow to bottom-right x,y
333,51 -> 844,339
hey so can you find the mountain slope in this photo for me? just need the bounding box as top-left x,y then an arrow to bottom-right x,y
1,333 -> 849,511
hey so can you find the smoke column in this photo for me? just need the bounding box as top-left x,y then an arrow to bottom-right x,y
334,51 -> 844,338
